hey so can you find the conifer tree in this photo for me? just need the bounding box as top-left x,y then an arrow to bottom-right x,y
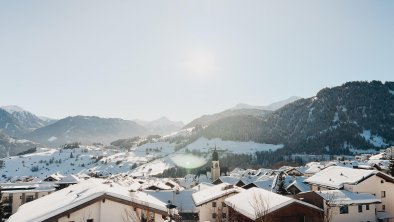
0,185 -> 4,221
389,157 -> 394,177
276,175 -> 288,195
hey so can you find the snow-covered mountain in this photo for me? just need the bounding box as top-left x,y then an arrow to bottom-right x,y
184,97 -> 301,129
0,132 -> 39,158
1,105 -> 56,131
231,96 -> 302,111
198,81 -> 394,154
0,136 -> 282,181
134,117 -> 184,135
27,115 -> 149,146
0,108 -> 27,137
184,108 -> 270,129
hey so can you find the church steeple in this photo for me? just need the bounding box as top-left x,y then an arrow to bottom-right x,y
212,147 -> 219,161
211,147 -> 220,182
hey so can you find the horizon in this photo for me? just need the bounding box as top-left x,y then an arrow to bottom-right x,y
1,1 -> 393,123
0,94 -> 301,123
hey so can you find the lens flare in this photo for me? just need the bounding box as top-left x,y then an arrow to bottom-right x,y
170,154 -> 207,169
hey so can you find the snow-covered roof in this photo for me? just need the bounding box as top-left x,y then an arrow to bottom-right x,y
191,182 -> 214,191
8,178 -> 169,222
55,174 -> 80,184
0,182 -> 57,193
44,172 -> 65,181
224,187 -> 322,220
316,190 -> 381,205
369,153 -> 384,160
146,190 -> 197,213
192,183 -> 243,206
286,177 -> 310,193
304,166 -> 376,189
248,178 -> 274,191
214,176 -> 241,185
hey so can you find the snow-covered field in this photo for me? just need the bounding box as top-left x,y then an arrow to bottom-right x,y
181,137 -> 283,154
0,136 -> 284,181
360,130 -> 388,147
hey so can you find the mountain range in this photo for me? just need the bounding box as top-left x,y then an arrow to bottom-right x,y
231,96 -> 301,111
198,81 -> 394,154
184,97 -> 300,129
0,106 -> 185,149
134,117 -> 184,135
1,80 -> 393,157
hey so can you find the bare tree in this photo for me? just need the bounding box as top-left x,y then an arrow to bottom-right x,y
248,191 -> 272,222
0,185 -> 4,222
321,192 -> 338,222
78,209 -> 92,222
122,206 -> 140,222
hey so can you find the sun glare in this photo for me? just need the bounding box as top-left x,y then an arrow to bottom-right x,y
182,50 -> 217,79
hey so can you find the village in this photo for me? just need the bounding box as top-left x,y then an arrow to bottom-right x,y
1,147 -> 393,222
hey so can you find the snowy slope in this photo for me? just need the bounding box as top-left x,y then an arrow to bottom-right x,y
0,135 -> 284,181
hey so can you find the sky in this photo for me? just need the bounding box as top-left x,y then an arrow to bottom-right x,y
0,0 -> 393,123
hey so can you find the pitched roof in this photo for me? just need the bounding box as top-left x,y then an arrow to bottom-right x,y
304,166 -> 376,189
286,177 -> 311,193
316,190 -> 381,205
145,190 -> 197,213
8,178 -> 169,222
192,183 -> 243,206
224,187 -> 322,220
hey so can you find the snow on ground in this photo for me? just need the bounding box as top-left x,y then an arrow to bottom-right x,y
349,148 -> 379,155
333,112 -> 339,122
162,127 -> 195,139
182,137 -> 283,154
0,146 -> 150,182
360,130 -> 388,147
1,136 -> 283,181
47,136 -> 57,142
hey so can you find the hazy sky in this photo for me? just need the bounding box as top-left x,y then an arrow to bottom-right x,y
0,1 -> 393,123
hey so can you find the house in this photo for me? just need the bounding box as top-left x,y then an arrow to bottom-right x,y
224,187 -> 323,222
296,190 -> 381,222
242,178 -> 274,190
286,177 -> 311,195
192,183 -> 243,222
304,166 -> 394,221
0,182 -> 56,219
43,172 -> 65,182
55,174 -> 80,189
285,167 -> 304,176
7,178 -> 176,222
212,176 -> 245,187
146,190 -> 198,221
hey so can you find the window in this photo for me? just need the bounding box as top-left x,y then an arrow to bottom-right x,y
340,205 -> 349,214
382,205 -> 386,211
358,205 -> 363,213
381,191 -> 386,198
366,204 -> 370,210
86,220 -> 93,222
222,202 -> 226,208
212,202 -> 217,207
222,213 -> 227,218
26,195 -> 34,202
212,213 -> 217,219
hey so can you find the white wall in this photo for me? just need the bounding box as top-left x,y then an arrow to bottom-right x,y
325,203 -> 376,222
57,198 -> 167,222
346,175 -> 394,217
198,194 -> 235,222
58,201 -> 101,222
10,191 -> 52,214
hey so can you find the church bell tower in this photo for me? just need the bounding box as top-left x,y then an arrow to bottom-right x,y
211,148 -> 220,182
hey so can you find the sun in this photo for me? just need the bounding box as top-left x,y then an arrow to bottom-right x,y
182,50 -> 217,79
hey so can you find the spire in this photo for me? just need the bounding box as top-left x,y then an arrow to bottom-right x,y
212,147 -> 219,161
